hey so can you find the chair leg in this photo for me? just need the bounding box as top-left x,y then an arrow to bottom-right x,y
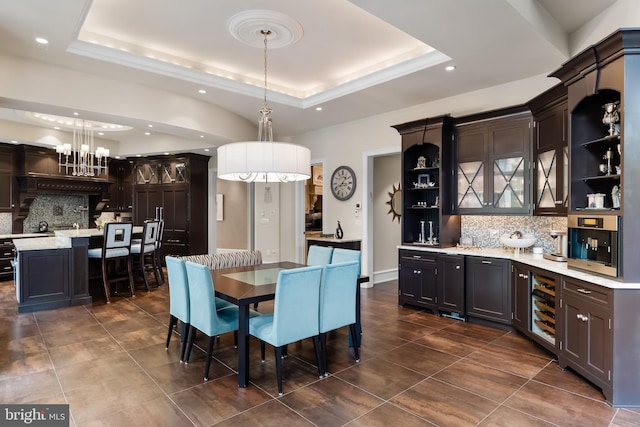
150,252 -> 161,287
179,322 -> 190,363
101,257 -> 111,304
312,335 -> 323,378
204,336 -> 215,381
166,315 -> 177,350
184,325 -> 195,364
140,253 -> 151,292
127,255 -> 135,298
156,250 -> 165,284
260,341 -> 266,362
349,324 -> 360,362
274,346 -> 284,395
319,332 -> 327,377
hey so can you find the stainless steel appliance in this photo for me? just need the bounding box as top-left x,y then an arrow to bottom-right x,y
567,214 -> 619,277
543,229 -> 567,262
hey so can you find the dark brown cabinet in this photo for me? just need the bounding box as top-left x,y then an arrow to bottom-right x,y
511,263 -> 530,331
528,83 -> 569,216
559,277 -> 612,396
132,153 -> 209,257
465,256 -> 511,325
399,250 -> 465,317
0,145 -> 14,212
105,159 -> 133,212
398,250 -> 437,309
393,116 -> 460,248
437,254 -> 465,317
456,109 -> 532,214
0,238 -> 14,281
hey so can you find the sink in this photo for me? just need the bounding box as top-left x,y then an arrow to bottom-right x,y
500,234 -> 536,255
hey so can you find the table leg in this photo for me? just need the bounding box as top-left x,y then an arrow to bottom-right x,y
237,303 -> 250,387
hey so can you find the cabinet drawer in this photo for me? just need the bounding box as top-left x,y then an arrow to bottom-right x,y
562,278 -> 611,307
399,250 -> 437,263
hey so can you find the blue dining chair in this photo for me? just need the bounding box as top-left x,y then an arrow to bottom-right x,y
249,265 -> 323,395
330,248 -> 361,269
330,248 -> 362,347
164,256 -> 191,362
307,245 -> 333,266
318,260 -> 361,377
183,261 -> 247,381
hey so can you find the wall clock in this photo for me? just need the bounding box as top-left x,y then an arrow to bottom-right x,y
331,165 -> 356,201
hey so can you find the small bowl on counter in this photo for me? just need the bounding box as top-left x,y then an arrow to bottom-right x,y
499,233 -> 537,255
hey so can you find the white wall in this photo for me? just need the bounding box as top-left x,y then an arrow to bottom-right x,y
292,73 -> 555,278
373,154 -> 401,282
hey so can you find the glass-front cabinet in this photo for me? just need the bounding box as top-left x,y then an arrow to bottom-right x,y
528,84 -> 569,216
456,109 -> 532,214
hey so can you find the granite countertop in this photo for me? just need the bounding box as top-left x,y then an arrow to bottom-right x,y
398,244 -> 638,290
0,233 -> 53,239
13,237 -> 72,251
54,226 -> 143,239
307,236 -> 361,243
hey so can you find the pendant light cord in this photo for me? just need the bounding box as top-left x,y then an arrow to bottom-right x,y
261,29 -> 271,107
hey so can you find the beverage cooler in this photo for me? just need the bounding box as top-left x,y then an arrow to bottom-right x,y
530,273 -> 556,345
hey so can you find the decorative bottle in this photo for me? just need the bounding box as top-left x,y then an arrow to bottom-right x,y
336,221 -> 344,239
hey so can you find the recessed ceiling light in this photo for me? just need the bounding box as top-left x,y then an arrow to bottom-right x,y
198,89 -> 207,94
144,132 -> 151,136
73,112 -> 79,116
200,135 -> 204,138
315,107 -> 323,111
445,65 -> 456,71
35,37 -> 48,45
164,152 -> 169,155
148,124 -> 153,128
53,126 -> 60,130
98,132 -> 104,136
115,155 -> 121,159
136,154 -> 142,157
204,148 -> 210,152
10,140 -> 18,144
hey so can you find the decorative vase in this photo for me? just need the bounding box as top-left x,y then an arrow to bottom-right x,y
336,221 -> 344,239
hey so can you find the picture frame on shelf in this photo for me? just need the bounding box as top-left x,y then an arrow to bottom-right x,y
417,173 -> 431,188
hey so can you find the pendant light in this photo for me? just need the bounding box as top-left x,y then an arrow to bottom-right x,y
217,29 -> 311,183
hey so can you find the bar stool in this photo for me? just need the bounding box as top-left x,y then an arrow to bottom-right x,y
87,222 -> 134,304
130,220 -> 160,292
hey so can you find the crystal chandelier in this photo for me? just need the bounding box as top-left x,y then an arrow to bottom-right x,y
55,119 -> 109,177
217,29 -> 310,183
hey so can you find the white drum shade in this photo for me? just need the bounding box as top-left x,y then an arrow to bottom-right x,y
217,141 -> 311,183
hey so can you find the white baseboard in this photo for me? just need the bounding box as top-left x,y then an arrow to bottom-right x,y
360,268 -> 397,288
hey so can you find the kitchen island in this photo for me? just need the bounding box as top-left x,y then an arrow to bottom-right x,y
13,235 -> 92,313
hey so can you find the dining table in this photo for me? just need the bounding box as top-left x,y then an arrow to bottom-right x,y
211,261 -> 367,387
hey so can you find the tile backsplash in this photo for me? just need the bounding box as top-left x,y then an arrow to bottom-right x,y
0,213 -> 11,234
461,215 -> 567,254
23,194 -> 90,232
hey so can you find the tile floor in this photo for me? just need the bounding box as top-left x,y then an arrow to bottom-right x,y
1,277 -> 638,426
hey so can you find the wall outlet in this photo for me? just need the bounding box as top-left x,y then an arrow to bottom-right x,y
489,229 -> 499,238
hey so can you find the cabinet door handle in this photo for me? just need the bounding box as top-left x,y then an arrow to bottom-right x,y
3,266 -> 11,270
577,288 -> 592,295
412,255 -> 421,259
481,260 -> 492,264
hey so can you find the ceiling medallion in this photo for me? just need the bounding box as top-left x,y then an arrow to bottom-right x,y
227,10 -> 303,49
